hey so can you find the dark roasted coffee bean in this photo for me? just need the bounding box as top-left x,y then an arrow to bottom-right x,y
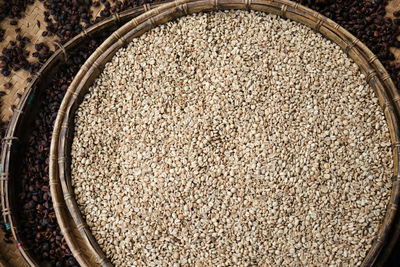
42,242 -> 49,252
2,69 -> 10,76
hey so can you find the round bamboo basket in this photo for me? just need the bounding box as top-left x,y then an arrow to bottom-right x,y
0,3 -> 167,266
50,0 -> 400,266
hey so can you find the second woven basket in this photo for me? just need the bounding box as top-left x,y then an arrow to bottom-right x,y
50,0 -> 400,266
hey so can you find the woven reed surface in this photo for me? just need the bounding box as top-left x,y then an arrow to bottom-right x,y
50,0 -> 400,266
0,1 -> 53,122
0,0 -> 399,267
0,231 -> 27,267
0,2 -> 105,121
0,2 -> 57,267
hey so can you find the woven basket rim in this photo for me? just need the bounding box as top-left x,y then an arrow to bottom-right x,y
51,0 -> 400,266
0,3 -> 168,266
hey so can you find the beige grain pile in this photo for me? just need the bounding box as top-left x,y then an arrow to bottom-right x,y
71,10 -> 393,266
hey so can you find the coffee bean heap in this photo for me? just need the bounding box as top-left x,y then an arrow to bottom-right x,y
0,0 -> 35,42
42,0 -> 94,42
73,11 -> 392,266
41,0 -> 153,43
0,0 -> 54,92
17,37 -> 110,266
0,0 -> 37,81
0,0 -> 399,265
0,0 -> 35,78
0,1 -> 35,22
0,41 -> 52,94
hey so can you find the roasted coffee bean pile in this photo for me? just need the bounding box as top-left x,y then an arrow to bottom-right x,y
0,0 -> 399,265
17,37 -> 108,266
0,37 -> 51,77
42,0 -> 150,42
42,0 -> 94,42
0,0 -> 54,91
0,0 -> 35,42
0,1 -> 35,22
0,0 -> 36,78
13,1 -> 157,263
